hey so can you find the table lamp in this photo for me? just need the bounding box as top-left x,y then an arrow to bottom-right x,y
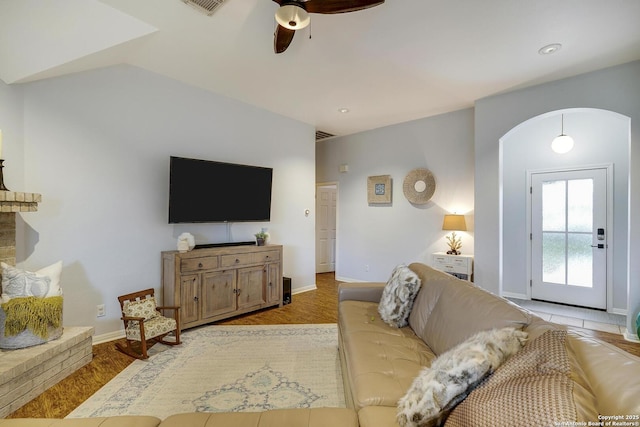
442,214 -> 467,255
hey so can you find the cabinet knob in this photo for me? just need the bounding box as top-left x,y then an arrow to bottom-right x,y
236,288 -> 241,296
235,258 -> 240,264
194,296 -> 199,302
198,263 -> 203,268
265,255 -> 269,259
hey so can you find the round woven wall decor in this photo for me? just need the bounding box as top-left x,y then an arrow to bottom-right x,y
403,168 -> 436,204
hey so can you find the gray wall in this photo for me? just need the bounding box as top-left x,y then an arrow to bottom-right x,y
475,61 -> 640,339
316,108 -> 475,281
501,109 -> 629,312
5,65 -> 316,338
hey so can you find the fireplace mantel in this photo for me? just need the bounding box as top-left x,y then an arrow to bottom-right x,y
0,191 -> 41,266
0,191 -> 41,212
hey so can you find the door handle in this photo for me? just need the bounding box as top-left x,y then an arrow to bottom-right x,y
591,244 -> 605,249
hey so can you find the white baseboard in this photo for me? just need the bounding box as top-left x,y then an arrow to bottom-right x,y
501,291 -> 528,300
623,328 -> 640,343
92,286 -> 317,344
609,307 -> 627,316
292,284 -> 317,295
335,276 -> 368,283
92,330 -> 124,345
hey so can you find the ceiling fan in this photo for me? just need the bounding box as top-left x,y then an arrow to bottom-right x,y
271,0 -> 385,53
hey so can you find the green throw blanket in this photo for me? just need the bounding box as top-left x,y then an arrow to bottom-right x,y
2,296 -> 63,339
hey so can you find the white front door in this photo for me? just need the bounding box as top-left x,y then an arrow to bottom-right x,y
530,168 -> 608,309
316,185 -> 337,273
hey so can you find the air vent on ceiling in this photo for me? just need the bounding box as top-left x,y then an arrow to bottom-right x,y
182,0 -> 227,16
316,130 -> 335,141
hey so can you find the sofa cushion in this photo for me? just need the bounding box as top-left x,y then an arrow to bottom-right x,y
357,406 -> 399,427
444,329 -> 599,427
339,300 -> 436,410
566,329 -> 640,416
408,263 -> 530,355
407,263 -> 455,336
0,416 -> 161,427
160,408 -> 358,427
397,327 -> 527,427
378,264 -> 421,328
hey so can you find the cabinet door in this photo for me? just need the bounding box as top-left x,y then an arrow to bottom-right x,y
180,274 -> 200,325
237,266 -> 267,309
266,262 -> 281,304
201,270 -> 237,319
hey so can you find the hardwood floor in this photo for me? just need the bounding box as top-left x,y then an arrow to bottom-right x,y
7,272 -> 638,418
6,273 -> 339,419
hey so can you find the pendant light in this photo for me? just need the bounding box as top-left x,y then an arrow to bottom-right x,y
551,114 -> 574,154
275,4 -> 310,30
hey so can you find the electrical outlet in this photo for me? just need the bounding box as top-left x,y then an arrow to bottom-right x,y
97,304 -> 106,317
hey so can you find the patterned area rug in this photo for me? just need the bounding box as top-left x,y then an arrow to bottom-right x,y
67,324 -> 344,419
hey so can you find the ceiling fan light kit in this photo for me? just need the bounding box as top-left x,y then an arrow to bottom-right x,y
271,0 -> 385,53
275,4 -> 310,30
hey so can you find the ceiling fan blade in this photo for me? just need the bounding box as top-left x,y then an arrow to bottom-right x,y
304,0 -> 384,14
274,24 -> 296,54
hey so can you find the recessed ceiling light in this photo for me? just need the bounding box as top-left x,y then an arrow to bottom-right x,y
538,43 -> 562,55
338,108 -> 350,114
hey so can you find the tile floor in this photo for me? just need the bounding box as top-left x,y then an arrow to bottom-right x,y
508,298 -> 627,335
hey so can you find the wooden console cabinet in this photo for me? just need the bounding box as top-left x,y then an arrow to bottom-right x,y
162,245 -> 283,330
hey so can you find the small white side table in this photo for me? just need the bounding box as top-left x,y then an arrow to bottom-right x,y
431,252 -> 474,281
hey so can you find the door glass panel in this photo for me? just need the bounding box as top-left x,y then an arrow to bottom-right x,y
568,179 -> 593,232
542,181 -> 566,231
543,232 -> 566,284
567,233 -> 593,287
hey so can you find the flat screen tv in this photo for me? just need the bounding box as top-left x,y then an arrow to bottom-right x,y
169,156 -> 273,223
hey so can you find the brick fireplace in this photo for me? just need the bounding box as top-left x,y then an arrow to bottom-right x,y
0,191 -> 94,417
0,191 -> 42,266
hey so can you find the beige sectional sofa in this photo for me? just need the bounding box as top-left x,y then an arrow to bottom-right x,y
4,262 -> 639,426
0,408 -> 359,427
338,262 -> 640,426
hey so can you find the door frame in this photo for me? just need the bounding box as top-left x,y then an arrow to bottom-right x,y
316,181 -> 339,274
525,163 -> 614,311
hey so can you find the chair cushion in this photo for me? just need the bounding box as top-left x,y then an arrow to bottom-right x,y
125,315 -> 176,341
123,297 -> 159,321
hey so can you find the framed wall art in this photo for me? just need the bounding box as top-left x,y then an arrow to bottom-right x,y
367,175 -> 392,204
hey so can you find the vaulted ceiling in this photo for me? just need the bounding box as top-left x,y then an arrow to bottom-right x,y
1,0 -> 639,137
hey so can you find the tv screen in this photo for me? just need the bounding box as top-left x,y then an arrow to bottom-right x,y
169,156 -> 273,223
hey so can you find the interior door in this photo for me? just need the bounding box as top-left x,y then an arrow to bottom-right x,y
530,168 -> 608,309
316,185 -> 337,273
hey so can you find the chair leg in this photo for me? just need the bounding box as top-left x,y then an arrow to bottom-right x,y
115,340 -> 149,360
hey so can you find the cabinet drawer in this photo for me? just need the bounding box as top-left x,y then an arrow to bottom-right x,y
432,257 -> 469,274
181,256 -> 219,272
253,250 -> 280,263
220,253 -> 252,267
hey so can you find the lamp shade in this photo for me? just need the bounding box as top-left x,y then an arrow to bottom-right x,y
551,134 -> 574,154
551,114 -> 574,154
442,214 -> 467,231
275,4 -> 310,30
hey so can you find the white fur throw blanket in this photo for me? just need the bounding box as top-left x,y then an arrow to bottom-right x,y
397,327 -> 528,427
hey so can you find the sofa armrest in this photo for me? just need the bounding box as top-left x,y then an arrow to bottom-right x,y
338,282 -> 386,303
